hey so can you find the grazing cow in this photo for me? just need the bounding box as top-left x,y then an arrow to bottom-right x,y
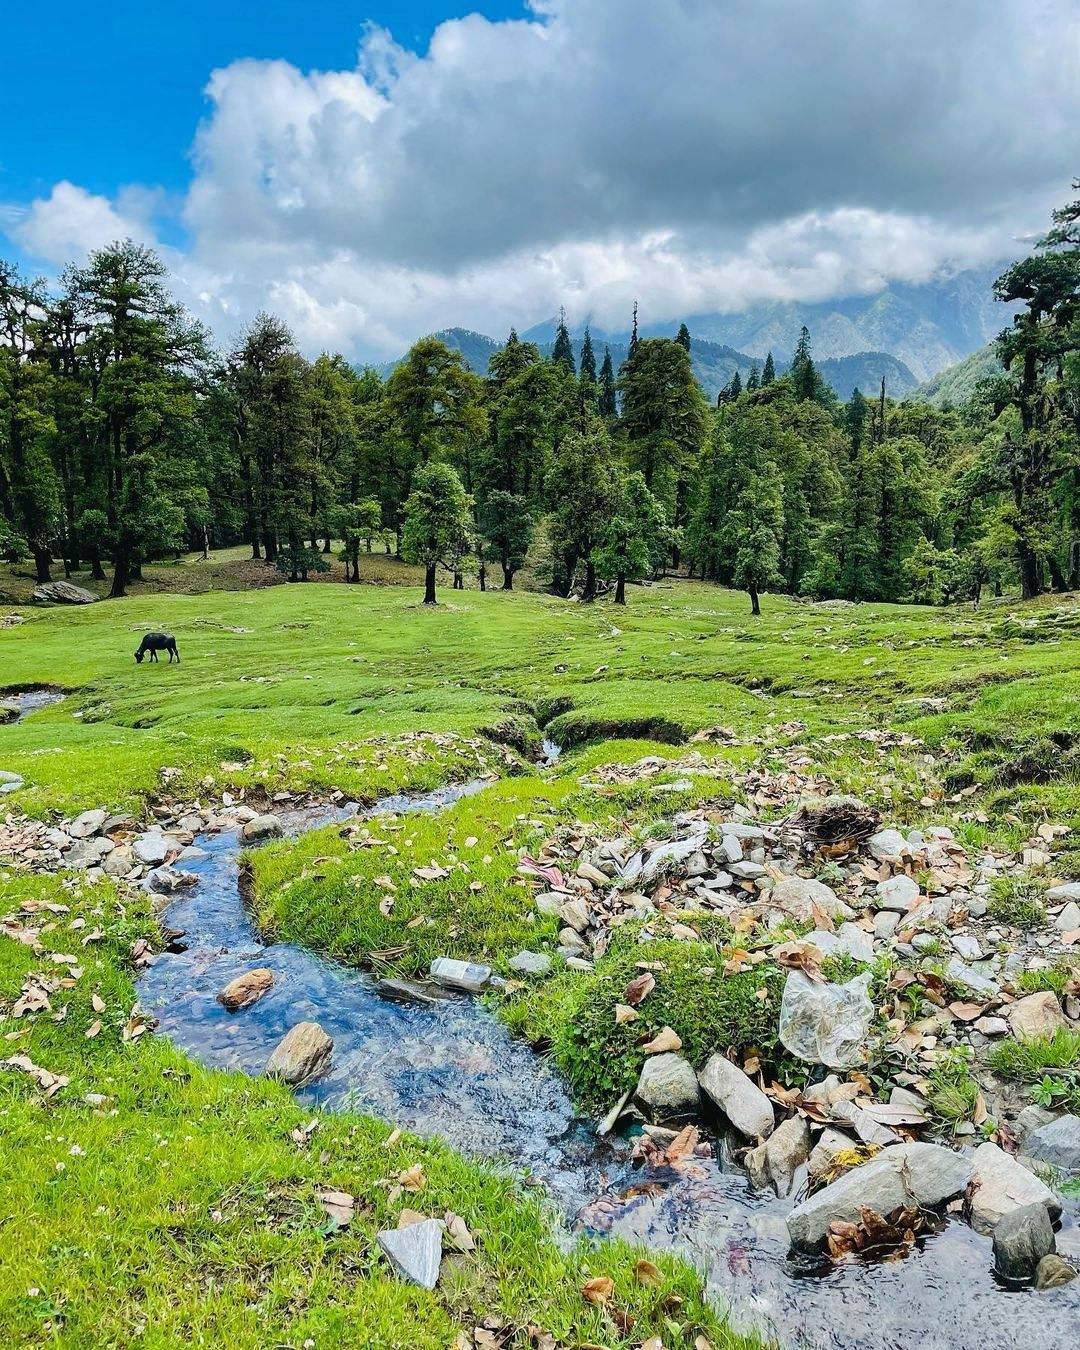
135,632 -> 180,664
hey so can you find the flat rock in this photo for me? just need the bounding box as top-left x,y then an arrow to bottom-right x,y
133,834 -> 170,867
993,1202 -> 1055,1281
241,813 -> 284,842
32,580 -> 96,604
376,977 -> 446,1006
507,950 -> 552,976
770,875 -> 852,921
1054,900 -> 1080,931
65,837 -> 113,868
0,770 -> 24,794
68,808 -> 107,839
698,1054 -> 774,1139
969,1141 -> 1062,1234
147,866 -> 197,895
1008,992 -> 1069,1042
945,957 -> 998,999
1023,1114 -> 1080,1172
265,1021 -> 333,1085
876,874 -> 919,911
377,1218 -> 442,1289
218,967 -> 275,1011
1047,883 -> 1080,903
102,845 -> 136,878
634,1052 -> 700,1123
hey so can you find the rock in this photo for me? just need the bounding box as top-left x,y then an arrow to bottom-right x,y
376,977 -> 447,1006
377,1218 -> 443,1289
507,950 -> 552,976
720,834 -> 744,863
633,1052 -> 700,1123
770,875 -> 852,921
974,1015 -> 1009,1037
133,834 -> 170,867
534,891 -> 566,918
778,970 -> 874,1069
744,1114 -> 810,1197
241,813 -> 284,842
264,1021 -> 333,1085
64,837 -> 113,869
1008,992 -> 1069,1042
218,968 -> 275,1011
0,704 -> 18,725
1036,1254 -> 1077,1290
729,861 -> 766,880
992,1202 -> 1055,1281
1054,901 -> 1080,931
32,580 -> 96,604
147,866 -> 197,895
787,1142 -> 971,1250
68,808 -> 107,839
429,957 -> 491,992
0,770 -> 24,794
876,874 -> 919,911
945,957 -> 999,999
874,910 -> 901,940
969,1141 -> 1062,1234
1024,1114 -> 1080,1172
698,1054 -> 775,1139
558,897 -> 590,933
1047,882 -> 1080,903
867,828 -> 909,862
835,923 -> 875,962
102,845 -> 136,878
950,933 -> 983,961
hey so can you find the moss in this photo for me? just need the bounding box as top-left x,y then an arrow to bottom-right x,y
542,935 -> 785,1111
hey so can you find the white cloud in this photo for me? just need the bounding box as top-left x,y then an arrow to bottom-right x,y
11,181 -> 159,265
5,0 -> 1080,358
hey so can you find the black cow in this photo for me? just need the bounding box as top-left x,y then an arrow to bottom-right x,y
135,633 -> 180,664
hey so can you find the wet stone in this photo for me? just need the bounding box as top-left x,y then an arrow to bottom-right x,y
1036,1254 -> 1077,1290
265,1020 -> 333,1085
218,967 -> 274,1011
993,1202 -> 1055,1282
241,813 -> 284,842
634,1052 -> 700,1123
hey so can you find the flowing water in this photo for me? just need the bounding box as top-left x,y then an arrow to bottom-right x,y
134,782 -> 1080,1349
3,687 -> 67,718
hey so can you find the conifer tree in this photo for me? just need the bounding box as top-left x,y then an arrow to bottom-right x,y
598,348 -> 618,418
762,351 -> 776,386
746,365 -> 760,392
551,308 -> 576,374
579,325 -> 597,383
675,322 -> 691,353
629,300 -> 639,358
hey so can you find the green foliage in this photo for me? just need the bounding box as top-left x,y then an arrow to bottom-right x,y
987,873 -> 1048,927
401,461 -> 475,602
927,1049 -> 982,1125
987,1029 -> 1080,1082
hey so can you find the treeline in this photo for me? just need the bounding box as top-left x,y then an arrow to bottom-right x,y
1,186 -> 1077,608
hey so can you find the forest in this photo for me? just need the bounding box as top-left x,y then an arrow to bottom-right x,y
1,187 -> 1078,612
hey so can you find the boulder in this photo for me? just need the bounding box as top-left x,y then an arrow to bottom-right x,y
633,1052 -> 700,1123
867,828 -> 909,862
698,1054 -> 774,1139
1035,1254 -> 1077,1290
218,967 -> 275,1011
778,970 -> 874,1069
265,1021 -> 333,1085
147,866 -> 197,895
787,1142 -> 971,1250
876,874 -> 919,911
102,845 -> 136,878
64,837 -> 113,869
133,833 -> 170,867
1023,1114 -> 1080,1173
32,580 -> 96,604
507,950 -> 552,976
1047,882 -> 1080,904
377,1218 -> 442,1289
992,1202 -> 1055,1282
770,875 -> 852,922
241,813 -> 284,842
1007,992 -> 1069,1042
969,1141 -> 1062,1234
68,808 -> 107,839
744,1114 -> 810,1197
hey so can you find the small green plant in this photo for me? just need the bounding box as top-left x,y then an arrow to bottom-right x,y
988,874 -> 1048,928
1032,1074 -> 1073,1108
928,1049 -> 981,1125
988,1028 -> 1080,1081
1016,962 -> 1077,996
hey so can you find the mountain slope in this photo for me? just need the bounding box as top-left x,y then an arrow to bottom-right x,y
914,343 -> 1004,407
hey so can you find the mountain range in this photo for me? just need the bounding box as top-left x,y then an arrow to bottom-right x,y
379,262 -> 1018,404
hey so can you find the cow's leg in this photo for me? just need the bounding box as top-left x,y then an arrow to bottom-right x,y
151,649 -> 158,662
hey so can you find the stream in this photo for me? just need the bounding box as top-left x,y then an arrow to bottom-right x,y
7,691 -> 1078,1348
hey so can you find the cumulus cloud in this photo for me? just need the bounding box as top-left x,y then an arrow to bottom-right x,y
5,0 -> 1080,357
11,181 -> 161,266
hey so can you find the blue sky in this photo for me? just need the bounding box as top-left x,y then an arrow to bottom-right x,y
2,1 -> 520,203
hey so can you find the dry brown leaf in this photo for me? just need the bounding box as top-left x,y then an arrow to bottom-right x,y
316,1187 -> 356,1229
84,1019 -> 102,1039
624,972 -> 656,1006
91,992 -> 106,1014
641,1026 -> 682,1054
614,1003 -> 639,1025
634,1258 -> 662,1285
399,1163 -> 426,1191
444,1210 -> 476,1251
581,1275 -> 614,1306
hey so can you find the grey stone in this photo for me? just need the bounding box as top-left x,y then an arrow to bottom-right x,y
65,837 -> 113,869
102,845 -> 136,878
265,1021 -> 333,1085
770,875 -> 852,921
534,892 -> 565,918
867,828 -> 909,862
951,933 -> 983,961
241,813 -> 284,842
945,957 -> 998,999
0,769 -> 24,794
1054,901 -> 1080,932
876,874 -> 919,911
32,580 -> 96,604
146,866 -> 197,895
729,861 -> 767,880
133,833 -> 170,866
634,1052 -> 700,1123
1024,1115 -> 1080,1173
558,896 -> 590,933
698,1054 -> 774,1139
1047,883 -> 1080,903
744,1114 -> 810,1197
508,950 -> 552,976
874,910 -> 901,939
720,834 -> 744,863
993,1202 -> 1055,1281
807,1128 -> 858,1178
969,1141 -> 1062,1234
1008,992 -> 1069,1042
778,970 -> 874,1069
1035,1254 -> 1077,1290
69,808 -> 108,839
377,1218 -> 442,1289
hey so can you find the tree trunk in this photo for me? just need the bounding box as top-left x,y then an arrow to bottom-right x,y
424,562 -> 437,605
33,548 -> 52,583
478,562 -> 486,592
453,571 -> 464,590
1069,540 -> 1080,591
110,549 -> 130,599
502,565 -> 514,590
1048,555 -> 1068,593
202,525 -> 210,562
749,587 -> 761,616
582,559 -> 597,602
89,550 -> 106,581
1019,549 -> 1041,601
615,573 -> 626,604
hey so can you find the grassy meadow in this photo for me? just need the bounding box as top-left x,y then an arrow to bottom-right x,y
4,571 -> 1080,1346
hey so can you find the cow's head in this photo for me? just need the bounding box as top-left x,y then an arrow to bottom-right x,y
134,648 -> 145,663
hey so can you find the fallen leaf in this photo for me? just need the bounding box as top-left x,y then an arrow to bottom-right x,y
624,972 -> 656,1006
634,1259 -> 662,1285
399,1163 -> 426,1191
316,1187 -> 355,1229
444,1210 -> 476,1251
84,1019 -> 102,1039
581,1275 -> 614,1306
641,1026 -> 682,1054
614,1003 -> 639,1025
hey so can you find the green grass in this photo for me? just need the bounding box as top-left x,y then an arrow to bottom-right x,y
987,1029 -> 1080,1081
0,870 -> 756,1350
987,874 -> 1048,928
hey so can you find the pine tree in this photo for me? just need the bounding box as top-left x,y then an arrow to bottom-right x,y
762,351 -> 776,386
746,365 -> 760,392
598,348 -> 618,418
675,323 -> 691,353
551,308 -> 576,374
729,370 -> 743,399
629,300 -> 639,358
579,325 -> 596,383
